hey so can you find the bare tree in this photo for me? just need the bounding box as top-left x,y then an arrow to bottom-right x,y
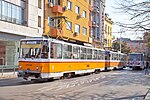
115,0 -> 150,32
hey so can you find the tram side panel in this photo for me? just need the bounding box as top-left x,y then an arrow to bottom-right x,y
49,60 -> 106,78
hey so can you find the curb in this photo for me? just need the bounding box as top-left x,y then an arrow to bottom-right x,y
0,72 -> 18,79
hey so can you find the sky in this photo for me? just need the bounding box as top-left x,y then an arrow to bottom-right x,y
105,0 -> 143,40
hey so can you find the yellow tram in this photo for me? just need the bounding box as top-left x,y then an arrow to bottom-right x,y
18,37 -> 127,80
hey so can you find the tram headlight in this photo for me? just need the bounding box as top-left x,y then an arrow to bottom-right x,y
19,66 -> 22,69
36,66 -> 39,70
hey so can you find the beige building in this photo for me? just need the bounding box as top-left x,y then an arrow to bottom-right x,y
104,13 -> 113,50
0,0 -> 44,67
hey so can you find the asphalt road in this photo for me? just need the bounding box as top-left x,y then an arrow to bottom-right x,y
0,69 -> 150,100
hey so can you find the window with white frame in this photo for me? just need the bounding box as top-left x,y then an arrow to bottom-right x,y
87,48 -> 92,59
82,10 -> 86,18
63,44 -> 72,59
75,6 -> 80,14
80,47 -> 86,59
67,0 -> 72,10
82,27 -> 87,35
48,0 -> 55,5
73,46 -> 80,59
75,24 -> 80,33
0,0 -> 24,25
66,21 -> 72,30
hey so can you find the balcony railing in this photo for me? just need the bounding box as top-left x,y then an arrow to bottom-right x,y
52,5 -> 63,13
50,27 -> 63,37
0,15 -> 25,25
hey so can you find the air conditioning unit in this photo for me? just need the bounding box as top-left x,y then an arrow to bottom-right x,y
74,32 -> 79,36
92,21 -> 96,25
48,2 -> 53,7
93,8 -> 99,13
77,14 -> 82,18
63,6 -> 69,11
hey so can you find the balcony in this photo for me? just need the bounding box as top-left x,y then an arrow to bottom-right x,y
92,22 -> 99,27
92,8 -> 99,13
89,21 -> 92,27
89,5 -> 93,12
50,28 -> 63,37
52,5 -> 63,14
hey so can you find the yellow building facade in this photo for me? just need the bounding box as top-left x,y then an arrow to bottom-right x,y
104,14 -> 113,50
44,0 -> 91,43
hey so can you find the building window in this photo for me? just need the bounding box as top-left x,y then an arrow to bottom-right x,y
82,27 -> 87,35
67,1 -> 72,10
0,0 -> 2,19
38,16 -> 41,27
66,21 -> 72,30
0,1 -> 24,25
48,16 -> 54,27
38,0 -> 42,9
48,0 -> 55,5
57,0 -> 60,5
82,10 -> 86,18
56,19 -> 60,28
75,6 -> 80,14
75,24 -> 80,33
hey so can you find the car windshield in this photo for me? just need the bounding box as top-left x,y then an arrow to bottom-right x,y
20,40 -> 49,59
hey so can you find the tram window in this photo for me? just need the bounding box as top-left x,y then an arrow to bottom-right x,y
111,53 -> 112,60
97,50 -> 103,60
102,51 -> 105,60
41,45 -> 49,59
73,46 -> 80,59
120,55 -> 123,61
114,53 -> 117,60
63,44 -> 72,59
93,49 -> 97,60
112,53 -> 114,60
87,48 -> 92,60
50,42 -> 62,59
80,47 -> 86,59
118,54 -> 120,60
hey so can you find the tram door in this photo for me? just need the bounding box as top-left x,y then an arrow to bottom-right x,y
105,51 -> 110,70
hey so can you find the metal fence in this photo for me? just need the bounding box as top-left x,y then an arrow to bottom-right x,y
0,65 -> 18,75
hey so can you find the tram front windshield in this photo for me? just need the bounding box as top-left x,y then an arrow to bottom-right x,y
20,40 -> 49,59
129,54 -> 143,61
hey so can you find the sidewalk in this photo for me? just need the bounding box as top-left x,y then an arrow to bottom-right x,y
0,72 -> 17,79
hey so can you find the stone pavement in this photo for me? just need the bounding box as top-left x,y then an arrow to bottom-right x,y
0,70 -> 150,100
0,72 -> 17,79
